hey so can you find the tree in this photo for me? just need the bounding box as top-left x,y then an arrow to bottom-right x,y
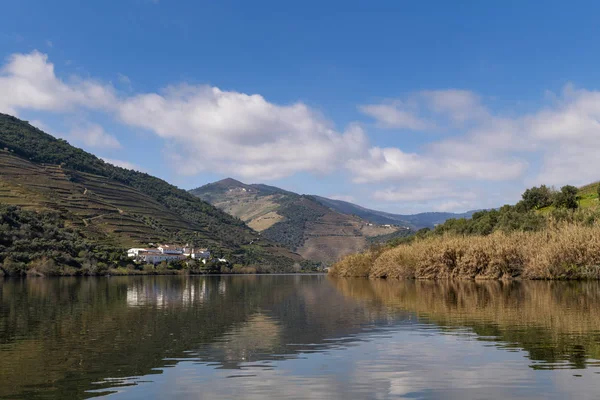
553,185 -> 579,210
520,185 -> 554,211
597,184 -> 600,202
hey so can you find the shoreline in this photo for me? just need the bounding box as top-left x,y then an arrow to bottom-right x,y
0,270 -> 328,278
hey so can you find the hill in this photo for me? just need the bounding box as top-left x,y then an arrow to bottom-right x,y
312,196 -> 477,229
190,179 -> 410,264
0,113 -> 301,272
331,182 -> 600,280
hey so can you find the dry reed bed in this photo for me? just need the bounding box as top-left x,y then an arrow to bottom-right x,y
330,223 -> 600,280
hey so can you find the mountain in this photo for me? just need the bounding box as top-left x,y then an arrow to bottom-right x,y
191,179 -> 410,264
0,113 -> 301,271
312,196 -> 478,229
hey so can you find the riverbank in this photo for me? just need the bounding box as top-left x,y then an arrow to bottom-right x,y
0,266 -> 327,278
0,265 -> 318,278
329,222 -> 600,280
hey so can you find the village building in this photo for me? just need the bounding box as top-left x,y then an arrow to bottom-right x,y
157,245 -> 184,254
127,248 -> 160,258
137,251 -> 186,264
183,247 -> 211,260
127,244 -> 212,264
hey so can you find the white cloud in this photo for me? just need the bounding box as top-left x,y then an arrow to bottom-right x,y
5,51 -> 600,210
372,184 -> 478,213
352,85 -> 600,194
358,102 -> 431,130
348,147 -> 526,183
101,157 -> 144,172
70,123 -> 121,149
328,194 -> 356,203
117,85 -> 368,180
29,119 -> 51,132
432,200 -> 476,212
373,185 -> 476,203
359,89 -> 488,130
29,119 -> 120,150
421,89 -> 488,122
0,51 -> 117,115
0,51 -> 367,181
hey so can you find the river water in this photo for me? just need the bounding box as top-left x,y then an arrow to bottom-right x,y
1,275 -> 600,399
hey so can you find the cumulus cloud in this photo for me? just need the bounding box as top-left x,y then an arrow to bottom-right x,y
0,51 -> 117,115
348,147 -> 526,183
0,51 -> 367,181
373,184 -> 476,203
70,123 -> 121,149
372,184 -> 479,213
117,85 -> 368,180
359,89 -> 488,130
4,50 -> 600,210
353,85 -> 600,198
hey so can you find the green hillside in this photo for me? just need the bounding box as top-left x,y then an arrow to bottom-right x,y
532,183 -> 600,215
0,113 -> 301,273
331,183 -> 600,280
577,182 -> 600,208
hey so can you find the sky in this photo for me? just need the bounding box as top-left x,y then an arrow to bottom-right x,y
2,0 -> 600,214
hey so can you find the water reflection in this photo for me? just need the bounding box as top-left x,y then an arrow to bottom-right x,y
1,276 -> 600,399
0,275 -> 404,399
332,278 -> 600,370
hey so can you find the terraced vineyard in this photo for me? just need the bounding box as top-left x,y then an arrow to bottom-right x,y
0,113 -> 301,269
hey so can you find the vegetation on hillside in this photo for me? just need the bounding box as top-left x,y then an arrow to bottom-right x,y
0,114 -> 246,239
192,179 -> 402,264
0,113 -> 303,271
0,205 -> 295,276
261,197 -> 326,250
331,183 -> 600,280
422,184 -> 586,237
0,205 -> 126,276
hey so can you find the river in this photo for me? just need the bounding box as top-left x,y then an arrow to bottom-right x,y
1,275 -> 600,399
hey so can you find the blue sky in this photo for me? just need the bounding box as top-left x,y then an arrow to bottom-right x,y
2,1 -> 600,213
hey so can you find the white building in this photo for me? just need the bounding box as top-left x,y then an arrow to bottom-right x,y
183,247 -> 211,260
127,246 -> 186,264
127,244 -> 216,264
127,248 -> 160,258
158,245 -> 184,254
138,251 -> 185,264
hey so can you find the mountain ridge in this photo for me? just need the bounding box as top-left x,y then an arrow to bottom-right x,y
190,179 -> 411,264
312,195 -> 478,229
196,177 -> 477,230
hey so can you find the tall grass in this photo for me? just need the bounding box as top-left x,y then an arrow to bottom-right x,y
330,221 -> 600,280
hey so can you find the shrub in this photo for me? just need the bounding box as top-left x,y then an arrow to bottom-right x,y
1,257 -> 26,276
554,185 -> 579,210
